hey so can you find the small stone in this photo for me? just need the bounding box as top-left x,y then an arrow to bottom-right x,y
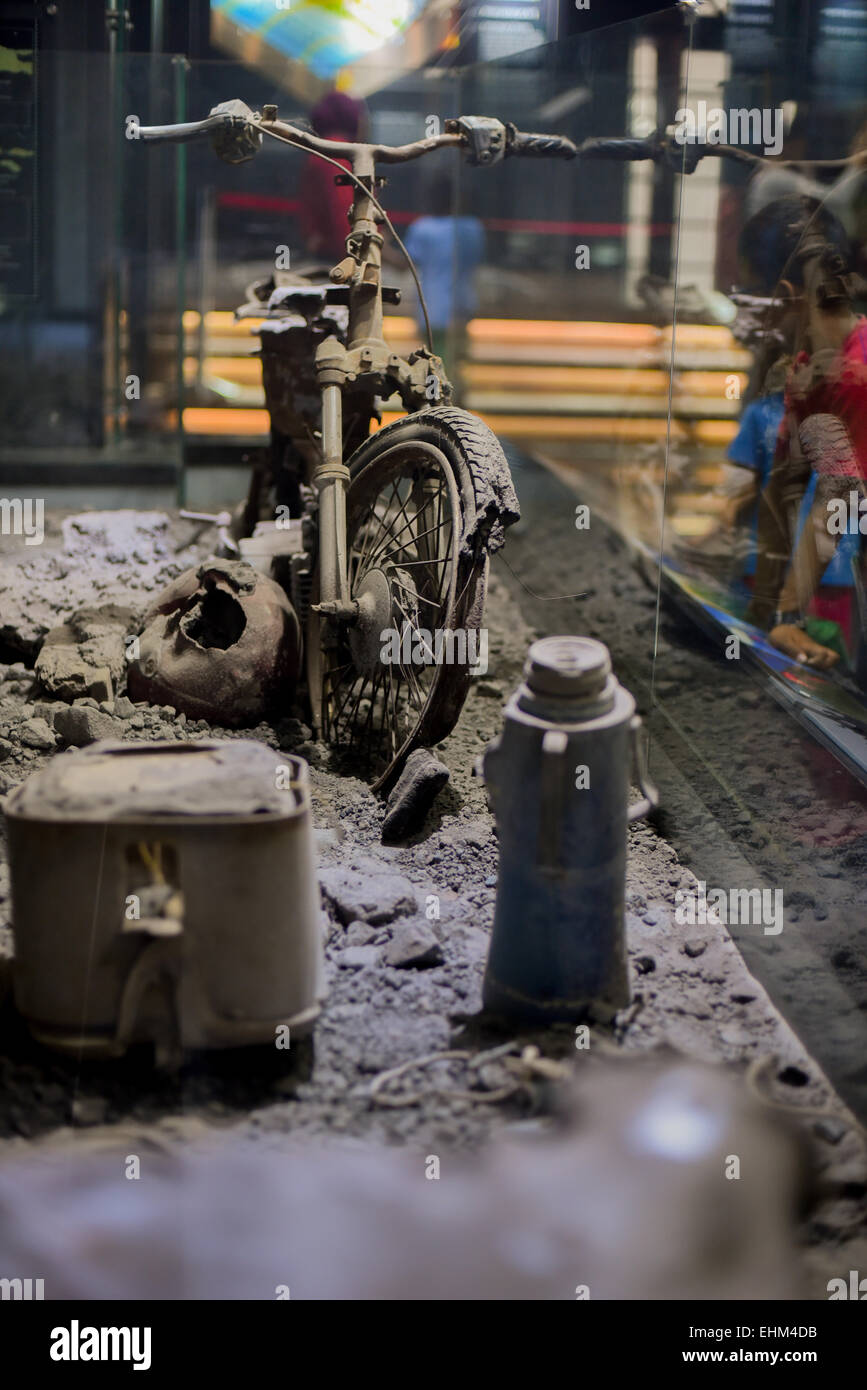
30,701 -> 58,726
384,921 -> 444,969
319,859 -> 417,925
114,696 -> 136,719
89,670 -> 113,703
18,717 -> 56,750
36,642 -> 114,703
344,921 -> 376,946
54,706 -> 120,747
634,955 -> 656,975
335,945 -> 380,970
683,938 -> 707,958
450,923 -> 489,962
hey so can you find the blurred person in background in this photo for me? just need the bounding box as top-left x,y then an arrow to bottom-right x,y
297,91 -> 366,265
720,196 -> 863,667
404,172 -> 485,401
739,198 -> 867,671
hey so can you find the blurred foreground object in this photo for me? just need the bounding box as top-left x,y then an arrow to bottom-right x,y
482,637 -> 657,1022
127,559 -> 301,726
4,741 -> 324,1065
0,1062 -> 806,1299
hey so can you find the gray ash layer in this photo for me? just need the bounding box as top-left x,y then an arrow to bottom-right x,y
0,507 -> 864,1296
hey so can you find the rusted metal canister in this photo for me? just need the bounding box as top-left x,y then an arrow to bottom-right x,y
5,740 -> 325,1064
482,636 -> 658,1022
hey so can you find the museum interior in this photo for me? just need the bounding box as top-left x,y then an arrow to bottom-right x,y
1,0 -> 867,1321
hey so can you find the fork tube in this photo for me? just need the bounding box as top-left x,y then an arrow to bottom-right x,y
318,383 -> 350,607
347,149 -> 383,350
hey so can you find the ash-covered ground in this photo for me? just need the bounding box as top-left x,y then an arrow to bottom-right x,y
0,503 -> 865,1295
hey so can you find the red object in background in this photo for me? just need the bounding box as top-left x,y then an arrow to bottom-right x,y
297,152 -> 354,263
297,92 -> 364,264
808,586 -> 854,649
785,319 -> 867,478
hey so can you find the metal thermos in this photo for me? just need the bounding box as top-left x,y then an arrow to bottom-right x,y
482,636 -> 658,1022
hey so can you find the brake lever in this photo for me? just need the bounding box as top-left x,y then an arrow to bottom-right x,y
207,100 -> 262,164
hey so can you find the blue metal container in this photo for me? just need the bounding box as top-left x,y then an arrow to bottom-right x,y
482,636 -> 657,1022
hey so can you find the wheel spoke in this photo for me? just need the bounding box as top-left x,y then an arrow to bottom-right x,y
372,516 -> 451,569
319,440 -> 468,787
387,575 -> 441,611
362,480 -> 444,572
355,480 -> 401,578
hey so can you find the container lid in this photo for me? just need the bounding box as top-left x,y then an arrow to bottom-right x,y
513,636 -> 622,721
526,635 -> 615,697
5,740 -> 306,823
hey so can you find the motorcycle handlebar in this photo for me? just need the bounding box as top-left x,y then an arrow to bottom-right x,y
134,114 -> 232,143
505,127 -> 578,160
130,105 -> 785,175
576,134 -> 660,162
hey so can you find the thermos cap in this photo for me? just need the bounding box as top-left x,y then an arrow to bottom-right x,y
524,636 -> 613,702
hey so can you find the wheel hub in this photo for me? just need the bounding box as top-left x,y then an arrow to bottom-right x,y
348,568 -> 394,678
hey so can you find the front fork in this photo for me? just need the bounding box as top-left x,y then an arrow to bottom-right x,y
315,381 -> 353,613
313,333 -> 451,620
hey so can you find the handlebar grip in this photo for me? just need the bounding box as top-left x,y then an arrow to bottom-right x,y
577,135 -> 659,162
132,101 -> 261,163
506,127 -> 578,160
134,114 -> 230,144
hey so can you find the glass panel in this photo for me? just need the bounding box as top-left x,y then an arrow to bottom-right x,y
0,51 -> 187,505
450,11 -> 685,695
659,11 -> 867,1116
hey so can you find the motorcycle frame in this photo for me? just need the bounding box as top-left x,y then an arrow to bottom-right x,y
259,116 -> 461,620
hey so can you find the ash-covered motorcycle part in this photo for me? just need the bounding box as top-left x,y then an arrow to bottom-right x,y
444,116 -> 507,166
238,517 -> 307,576
179,509 -> 239,558
4,741 -> 325,1065
207,99 -> 263,164
127,558 -> 301,726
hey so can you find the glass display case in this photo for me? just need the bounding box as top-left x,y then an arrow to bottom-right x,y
446,5 -> 867,1118
3,3 -> 867,1119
